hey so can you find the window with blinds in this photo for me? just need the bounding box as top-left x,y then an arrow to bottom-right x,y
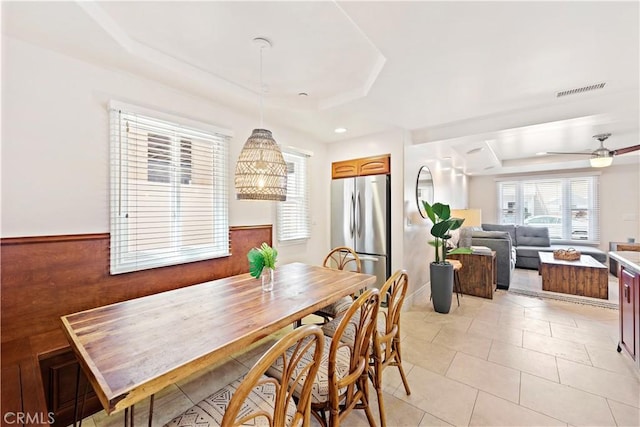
110,102 -> 231,274
277,150 -> 311,242
497,174 -> 600,243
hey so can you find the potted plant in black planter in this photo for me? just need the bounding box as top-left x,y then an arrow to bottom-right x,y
422,201 -> 472,313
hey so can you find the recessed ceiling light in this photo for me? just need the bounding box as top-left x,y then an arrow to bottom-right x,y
536,152 -> 547,156
334,127 -> 347,134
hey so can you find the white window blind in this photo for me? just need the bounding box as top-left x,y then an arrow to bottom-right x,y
110,103 -> 231,274
497,174 -> 600,243
277,149 -> 311,242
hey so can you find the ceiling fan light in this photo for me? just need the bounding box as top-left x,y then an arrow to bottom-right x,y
589,153 -> 613,168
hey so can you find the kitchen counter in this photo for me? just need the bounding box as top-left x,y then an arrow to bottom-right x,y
609,251 -> 640,273
610,251 -> 640,369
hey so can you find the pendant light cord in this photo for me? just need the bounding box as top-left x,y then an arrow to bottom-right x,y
259,45 -> 264,128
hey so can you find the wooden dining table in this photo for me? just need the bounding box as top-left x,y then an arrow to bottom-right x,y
61,262 -> 375,417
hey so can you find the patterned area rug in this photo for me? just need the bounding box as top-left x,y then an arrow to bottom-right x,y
507,287 -> 618,310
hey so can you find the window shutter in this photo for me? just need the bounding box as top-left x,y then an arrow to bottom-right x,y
277,150 -> 310,241
498,182 -> 518,224
110,104 -> 231,274
497,174 -> 600,243
569,176 -> 599,242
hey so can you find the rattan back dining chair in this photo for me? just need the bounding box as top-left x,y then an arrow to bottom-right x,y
269,288 -> 380,427
314,246 -> 362,322
320,270 -> 411,427
165,324 -> 324,427
370,270 -> 411,427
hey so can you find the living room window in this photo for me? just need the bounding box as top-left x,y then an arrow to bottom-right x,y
277,149 -> 311,242
497,174 -> 600,243
109,101 -> 232,274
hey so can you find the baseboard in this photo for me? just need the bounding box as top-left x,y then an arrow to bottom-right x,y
405,281 -> 431,310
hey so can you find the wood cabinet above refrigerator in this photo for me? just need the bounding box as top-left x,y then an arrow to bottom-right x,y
331,154 -> 390,179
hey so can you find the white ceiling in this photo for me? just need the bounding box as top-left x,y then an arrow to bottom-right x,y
3,1 -> 639,175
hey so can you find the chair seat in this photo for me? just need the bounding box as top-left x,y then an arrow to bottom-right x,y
314,296 -> 354,318
267,336 -> 351,404
164,374 -> 299,427
321,309 -> 386,347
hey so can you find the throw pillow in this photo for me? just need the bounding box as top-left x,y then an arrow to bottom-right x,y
447,228 -> 461,248
458,227 -> 473,248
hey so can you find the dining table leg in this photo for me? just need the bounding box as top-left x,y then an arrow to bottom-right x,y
148,394 -> 155,427
122,394 -> 154,427
72,364 -> 91,427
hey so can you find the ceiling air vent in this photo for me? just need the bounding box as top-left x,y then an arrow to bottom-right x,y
556,82 -> 606,97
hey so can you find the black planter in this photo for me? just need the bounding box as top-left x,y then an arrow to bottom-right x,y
430,262 -> 453,313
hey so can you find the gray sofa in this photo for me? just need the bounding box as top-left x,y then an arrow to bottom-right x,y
482,224 -> 607,270
458,224 -> 608,291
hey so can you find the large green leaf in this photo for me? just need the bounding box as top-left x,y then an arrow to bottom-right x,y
449,217 -> 465,231
422,200 -> 436,224
259,242 -> 278,269
448,247 -> 473,255
432,203 -> 451,221
431,221 -> 453,239
248,248 -> 265,278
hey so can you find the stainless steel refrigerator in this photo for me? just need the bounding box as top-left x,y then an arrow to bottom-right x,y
331,174 -> 390,289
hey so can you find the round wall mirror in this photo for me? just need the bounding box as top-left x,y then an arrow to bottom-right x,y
416,165 -> 434,218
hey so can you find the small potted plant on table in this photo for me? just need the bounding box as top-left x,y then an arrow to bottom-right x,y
248,242 -> 278,292
422,201 -> 472,313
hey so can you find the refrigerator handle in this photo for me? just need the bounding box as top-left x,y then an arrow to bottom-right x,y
356,190 -> 362,238
350,192 -> 355,238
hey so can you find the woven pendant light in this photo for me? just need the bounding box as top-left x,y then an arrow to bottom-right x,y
234,38 -> 287,201
235,128 -> 287,200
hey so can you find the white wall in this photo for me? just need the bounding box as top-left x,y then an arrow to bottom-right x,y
1,36 -> 329,265
468,163 -> 640,251
600,163 -> 640,244
403,144 -> 468,301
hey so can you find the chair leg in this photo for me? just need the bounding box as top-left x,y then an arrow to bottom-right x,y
394,340 -> 411,395
370,359 -> 386,427
376,379 -> 386,427
360,376 -> 378,427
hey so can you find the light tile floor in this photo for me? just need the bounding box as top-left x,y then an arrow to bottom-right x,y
77,269 -> 640,427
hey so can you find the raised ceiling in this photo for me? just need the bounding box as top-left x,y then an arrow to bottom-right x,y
2,1 -> 638,174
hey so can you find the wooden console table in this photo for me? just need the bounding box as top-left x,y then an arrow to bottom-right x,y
447,252 -> 496,299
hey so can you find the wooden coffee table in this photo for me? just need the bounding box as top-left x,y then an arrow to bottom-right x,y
538,252 -> 608,299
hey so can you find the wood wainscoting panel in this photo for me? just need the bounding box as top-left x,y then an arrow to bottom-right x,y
1,225 -> 271,344
39,349 -> 102,427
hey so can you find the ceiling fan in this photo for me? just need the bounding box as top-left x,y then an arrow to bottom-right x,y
548,133 -> 640,167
